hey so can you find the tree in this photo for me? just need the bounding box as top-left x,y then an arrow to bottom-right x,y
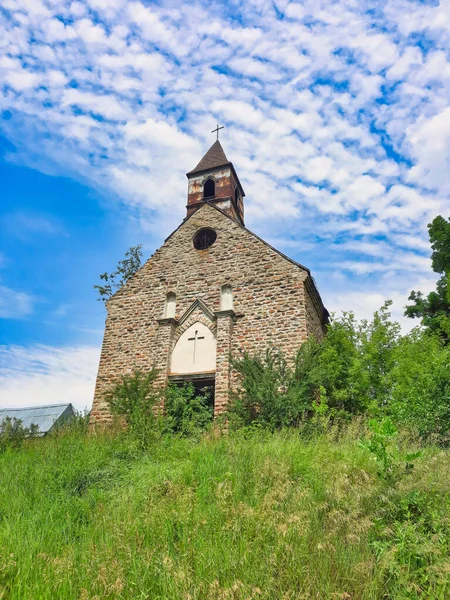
227,303 -> 401,429
94,245 -> 143,303
405,216 -> 450,340
387,330 -> 450,438
0,417 -> 39,452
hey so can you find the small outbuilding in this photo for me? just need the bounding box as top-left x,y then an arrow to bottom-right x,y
0,403 -> 75,436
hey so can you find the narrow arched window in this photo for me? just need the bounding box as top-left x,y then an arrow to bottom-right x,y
235,187 -> 239,203
203,179 -> 215,198
221,284 -> 233,311
164,292 -> 176,318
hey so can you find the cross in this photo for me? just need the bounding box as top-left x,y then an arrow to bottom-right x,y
187,329 -> 205,364
211,123 -> 224,140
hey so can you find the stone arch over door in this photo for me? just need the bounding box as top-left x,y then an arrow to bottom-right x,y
170,321 -> 216,375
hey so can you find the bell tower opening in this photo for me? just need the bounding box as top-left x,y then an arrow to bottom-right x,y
203,178 -> 215,198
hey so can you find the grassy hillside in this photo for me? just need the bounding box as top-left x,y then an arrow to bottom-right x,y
0,425 -> 449,600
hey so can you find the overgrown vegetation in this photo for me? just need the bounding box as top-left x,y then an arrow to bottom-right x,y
164,382 -> 214,436
105,369 -> 161,448
0,417 -> 38,453
0,424 -> 448,599
104,373 -> 214,443
227,301 -> 450,442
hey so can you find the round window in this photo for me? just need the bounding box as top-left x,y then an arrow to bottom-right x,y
193,228 -> 217,250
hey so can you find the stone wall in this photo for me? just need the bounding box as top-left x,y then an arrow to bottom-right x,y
91,203 -> 327,425
304,276 -> 328,340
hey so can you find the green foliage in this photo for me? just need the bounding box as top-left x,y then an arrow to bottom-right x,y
94,244 -> 143,303
429,214 -> 450,275
164,383 -> 214,436
0,426 -> 448,599
228,347 -> 311,429
105,369 -> 160,448
228,300 -> 450,439
405,278 -> 450,340
293,302 -> 400,418
0,417 -> 39,453
228,303 -> 401,428
371,488 -> 450,597
359,417 -> 422,481
405,215 -> 450,340
360,417 -> 398,479
105,372 -> 214,441
387,330 -> 450,439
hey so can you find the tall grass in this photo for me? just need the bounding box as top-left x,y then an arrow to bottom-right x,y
0,424 -> 449,599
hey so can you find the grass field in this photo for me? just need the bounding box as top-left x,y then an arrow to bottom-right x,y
0,424 -> 449,599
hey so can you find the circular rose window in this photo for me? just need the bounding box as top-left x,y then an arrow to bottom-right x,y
193,228 -> 217,250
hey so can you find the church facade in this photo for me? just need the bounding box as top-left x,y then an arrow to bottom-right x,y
91,140 -> 329,425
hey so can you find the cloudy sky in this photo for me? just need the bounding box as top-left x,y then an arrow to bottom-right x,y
1,0 -> 449,411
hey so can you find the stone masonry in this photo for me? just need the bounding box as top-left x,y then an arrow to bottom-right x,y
90,142 -> 328,425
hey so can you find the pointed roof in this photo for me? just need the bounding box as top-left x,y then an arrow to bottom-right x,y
187,140 -> 230,175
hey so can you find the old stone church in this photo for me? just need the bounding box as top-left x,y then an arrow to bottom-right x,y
91,139 -> 329,424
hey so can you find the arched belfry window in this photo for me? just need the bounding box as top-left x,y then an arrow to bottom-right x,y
164,292 -> 176,318
221,284 -> 233,311
203,178 -> 215,198
235,188 -> 239,203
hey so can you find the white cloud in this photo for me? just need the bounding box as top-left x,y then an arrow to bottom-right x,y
5,70 -> 40,91
0,345 -> 100,412
61,89 -> 127,120
406,106 -> 450,195
0,285 -> 34,319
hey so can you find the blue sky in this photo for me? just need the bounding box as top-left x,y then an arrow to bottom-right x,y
1,0 -> 449,411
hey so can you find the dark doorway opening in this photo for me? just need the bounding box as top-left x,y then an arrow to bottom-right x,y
168,375 -> 215,414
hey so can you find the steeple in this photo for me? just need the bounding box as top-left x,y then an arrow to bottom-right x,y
186,140 -> 245,225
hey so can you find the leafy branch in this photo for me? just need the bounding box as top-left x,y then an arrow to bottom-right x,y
94,245 -> 143,303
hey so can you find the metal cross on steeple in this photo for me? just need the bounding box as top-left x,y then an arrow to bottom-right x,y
211,123 -> 224,140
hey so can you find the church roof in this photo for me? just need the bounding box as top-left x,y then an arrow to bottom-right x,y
187,140 -> 231,175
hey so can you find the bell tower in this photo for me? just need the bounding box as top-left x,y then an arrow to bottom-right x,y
186,139 -> 245,226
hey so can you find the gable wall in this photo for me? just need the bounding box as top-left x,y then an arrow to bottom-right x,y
91,204 -> 321,423
304,277 -> 327,340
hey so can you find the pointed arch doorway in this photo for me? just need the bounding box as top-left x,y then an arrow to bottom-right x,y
169,321 -> 216,412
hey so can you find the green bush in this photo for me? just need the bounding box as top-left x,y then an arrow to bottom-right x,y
227,347 -> 311,429
228,302 -> 450,439
359,417 -> 422,481
388,330 -> 450,439
299,302 -> 400,416
0,417 -> 39,453
164,382 -> 214,436
105,369 -> 161,448
228,303 -> 401,429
